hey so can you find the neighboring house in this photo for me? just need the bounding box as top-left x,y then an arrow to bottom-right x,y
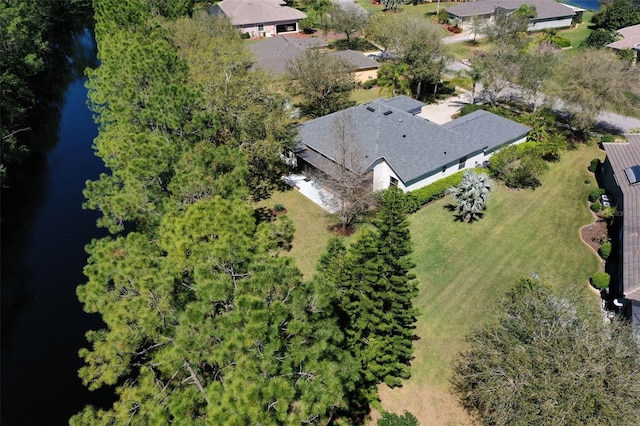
210,0 -> 306,38
446,0 -> 581,32
607,24 -> 640,64
601,134 -> 640,335
248,35 -> 379,80
327,50 -> 379,83
295,96 -> 530,193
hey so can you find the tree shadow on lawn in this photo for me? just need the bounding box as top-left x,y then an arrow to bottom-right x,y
444,203 -> 485,223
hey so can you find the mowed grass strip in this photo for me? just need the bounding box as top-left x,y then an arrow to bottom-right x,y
255,188 -> 337,279
264,144 -> 604,423
382,143 -> 604,422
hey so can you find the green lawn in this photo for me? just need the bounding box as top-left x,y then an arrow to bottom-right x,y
407,143 -> 603,387
270,142 -> 605,423
351,86 -> 391,104
557,11 -> 594,48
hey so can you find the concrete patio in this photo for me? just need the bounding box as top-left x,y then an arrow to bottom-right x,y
283,174 -> 340,213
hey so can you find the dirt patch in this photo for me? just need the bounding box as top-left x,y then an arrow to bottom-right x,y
328,223 -> 356,236
375,383 -> 474,426
580,219 -> 608,254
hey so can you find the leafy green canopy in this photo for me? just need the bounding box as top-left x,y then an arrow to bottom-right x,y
453,279 -> 640,425
74,1 -> 353,423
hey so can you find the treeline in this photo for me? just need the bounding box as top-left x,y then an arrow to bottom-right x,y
72,1 -> 418,424
0,0 -> 93,184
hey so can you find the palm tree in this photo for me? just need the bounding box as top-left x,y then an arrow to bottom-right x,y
462,63 -> 483,104
447,170 -> 493,222
377,62 -> 411,97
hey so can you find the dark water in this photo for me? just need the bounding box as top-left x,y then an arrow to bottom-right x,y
1,29 -> 113,425
562,0 -> 601,10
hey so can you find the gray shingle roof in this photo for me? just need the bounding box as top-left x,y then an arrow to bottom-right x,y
248,38 -> 378,76
212,0 -> 306,26
446,0 -> 575,20
299,98 -> 530,185
248,36 -> 327,74
328,50 -> 379,71
603,135 -> 640,304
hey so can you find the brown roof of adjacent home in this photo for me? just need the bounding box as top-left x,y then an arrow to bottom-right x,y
607,24 -> 640,51
603,135 -> 640,304
248,36 -> 378,75
212,0 -> 306,26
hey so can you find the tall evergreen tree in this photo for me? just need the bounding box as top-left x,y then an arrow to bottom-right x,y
318,187 -> 419,418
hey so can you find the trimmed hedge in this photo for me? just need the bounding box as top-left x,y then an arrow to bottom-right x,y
406,170 -> 490,213
588,158 -> 600,173
599,241 -> 612,259
590,272 -> 610,290
590,202 -> 602,212
459,104 -> 484,117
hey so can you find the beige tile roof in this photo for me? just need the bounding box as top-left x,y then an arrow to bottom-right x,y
214,0 -> 306,26
603,134 -> 640,302
607,24 -> 640,51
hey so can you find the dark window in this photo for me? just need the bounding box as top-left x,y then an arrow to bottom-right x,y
458,156 -> 467,170
390,176 -> 398,186
276,23 -> 296,33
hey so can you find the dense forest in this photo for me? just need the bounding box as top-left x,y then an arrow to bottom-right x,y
0,0 -> 94,185
69,1 -> 418,424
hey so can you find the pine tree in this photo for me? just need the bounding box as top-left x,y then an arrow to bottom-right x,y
318,187 -> 419,417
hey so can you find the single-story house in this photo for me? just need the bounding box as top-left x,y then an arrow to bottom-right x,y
601,134 -> 640,335
210,0 -> 306,38
446,0 -> 580,32
248,35 -> 379,80
295,96 -> 531,193
606,24 -> 640,64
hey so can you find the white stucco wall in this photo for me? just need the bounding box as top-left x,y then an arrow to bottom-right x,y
370,136 -> 528,193
527,17 -> 574,31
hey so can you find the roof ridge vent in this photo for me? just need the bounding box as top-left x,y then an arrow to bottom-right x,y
366,106 -> 376,112
383,110 -> 393,116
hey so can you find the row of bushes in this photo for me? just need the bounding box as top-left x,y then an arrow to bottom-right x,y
405,169 -> 479,213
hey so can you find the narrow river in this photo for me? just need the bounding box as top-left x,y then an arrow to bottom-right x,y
1,29 -> 113,425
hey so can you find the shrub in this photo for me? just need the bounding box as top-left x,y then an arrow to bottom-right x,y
551,36 -> 571,48
240,32 -> 251,39
590,272 -> 610,290
591,202 -> 602,212
588,158 -> 600,172
588,188 -> 605,202
600,134 -> 615,143
489,144 -> 547,189
273,202 -> 285,212
378,410 -> 419,426
406,171 -> 467,213
459,104 -> 484,116
299,18 -> 314,34
599,241 -> 612,259
362,78 -> 377,89
437,9 -> 449,24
